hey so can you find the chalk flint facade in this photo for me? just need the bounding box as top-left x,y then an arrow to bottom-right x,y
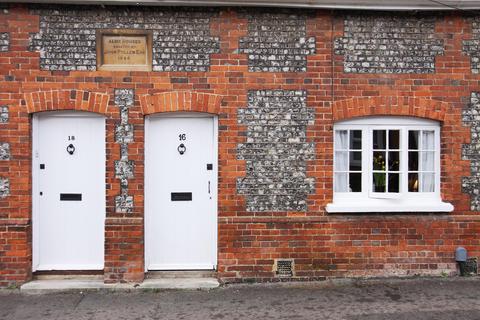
0,3 -> 480,286
237,90 -> 315,212
334,15 -> 444,74
28,6 -> 220,72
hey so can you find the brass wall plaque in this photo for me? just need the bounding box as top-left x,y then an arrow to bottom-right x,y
97,29 -> 152,71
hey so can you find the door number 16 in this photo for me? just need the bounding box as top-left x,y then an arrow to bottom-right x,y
179,133 -> 186,141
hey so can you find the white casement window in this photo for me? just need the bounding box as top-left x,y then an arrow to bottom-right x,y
327,116 -> 453,213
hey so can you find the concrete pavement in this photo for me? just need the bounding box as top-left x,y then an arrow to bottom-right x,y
1,277 -> 480,320
19,278 -> 220,293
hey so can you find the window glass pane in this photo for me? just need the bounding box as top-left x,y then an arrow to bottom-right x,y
409,130 -> 419,150
335,130 -> 348,149
408,151 -> 418,171
373,151 -> 386,170
422,131 -> 435,150
373,130 -> 386,149
389,130 -> 400,149
408,173 -> 419,192
350,130 -> 362,149
388,151 -> 400,171
420,173 -> 435,192
349,151 -> 362,171
388,173 -> 400,193
335,173 -> 348,192
373,173 -> 386,192
349,173 -> 362,192
335,151 -> 348,171
421,151 -> 435,171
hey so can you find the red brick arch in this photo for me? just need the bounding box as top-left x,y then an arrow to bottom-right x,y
332,96 -> 453,122
24,89 -> 110,114
139,91 -> 222,115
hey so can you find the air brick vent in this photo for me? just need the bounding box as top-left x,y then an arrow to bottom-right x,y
275,259 -> 294,277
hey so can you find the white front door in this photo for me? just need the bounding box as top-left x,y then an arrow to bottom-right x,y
145,114 -> 217,270
32,112 -> 105,271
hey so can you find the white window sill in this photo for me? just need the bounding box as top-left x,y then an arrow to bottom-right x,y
325,201 -> 454,213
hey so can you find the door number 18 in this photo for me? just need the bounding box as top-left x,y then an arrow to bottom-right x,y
179,133 -> 186,141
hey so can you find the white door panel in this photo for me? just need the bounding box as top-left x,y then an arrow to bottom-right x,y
145,114 -> 217,270
33,112 -> 105,271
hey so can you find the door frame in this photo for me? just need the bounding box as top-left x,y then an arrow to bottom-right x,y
32,111 -> 106,271
144,112 -> 218,271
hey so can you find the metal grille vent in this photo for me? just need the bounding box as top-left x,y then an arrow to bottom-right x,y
276,259 -> 293,277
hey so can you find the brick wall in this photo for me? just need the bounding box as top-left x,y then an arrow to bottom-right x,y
0,4 -> 480,287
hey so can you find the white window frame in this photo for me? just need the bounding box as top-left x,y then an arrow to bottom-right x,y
326,116 -> 453,213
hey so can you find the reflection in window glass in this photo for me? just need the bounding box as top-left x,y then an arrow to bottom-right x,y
350,130 -> 362,149
408,130 -> 435,193
421,173 -> 435,192
349,152 -> 362,171
388,151 -> 400,171
373,130 -> 386,149
373,151 -> 386,170
335,151 -> 348,171
422,131 -> 435,150
408,151 -> 419,171
373,173 -> 386,192
335,130 -> 348,149
422,151 -> 435,171
335,172 -> 348,192
408,173 -> 419,192
372,129 -> 400,193
334,130 -> 362,193
388,173 -> 400,193
409,130 -> 419,149
389,130 -> 400,149
349,173 -> 362,192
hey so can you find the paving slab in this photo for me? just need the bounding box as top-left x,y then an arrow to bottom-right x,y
140,278 -> 219,290
19,278 -> 219,294
20,279 -> 106,293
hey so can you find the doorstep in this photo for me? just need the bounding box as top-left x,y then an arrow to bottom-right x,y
20,279 -> 130,293
140,278 -> 220,290
20,278 -> 219,293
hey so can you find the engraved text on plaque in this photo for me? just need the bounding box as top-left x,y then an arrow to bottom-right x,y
97,30 -> 152,71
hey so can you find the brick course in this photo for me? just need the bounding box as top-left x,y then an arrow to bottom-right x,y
0,5 -> 479,287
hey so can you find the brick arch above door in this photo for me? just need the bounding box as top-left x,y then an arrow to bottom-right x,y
139,91 -> 222,115
24,90 -> 111,114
